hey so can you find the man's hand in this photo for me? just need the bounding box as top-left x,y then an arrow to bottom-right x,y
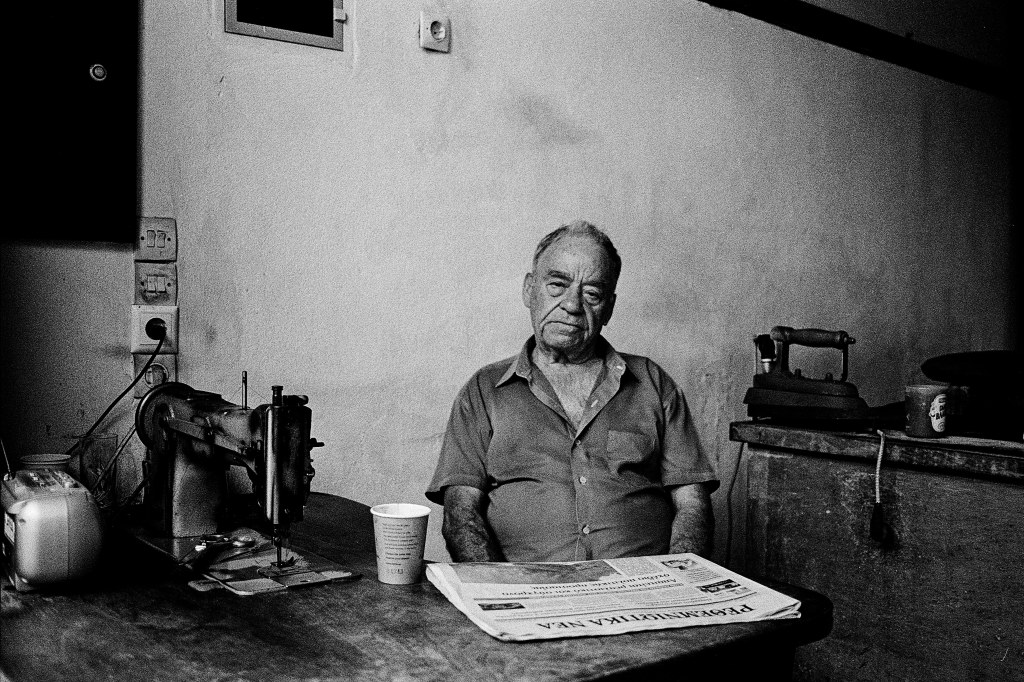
668,482 -> 713,557
441,485 -> 504,562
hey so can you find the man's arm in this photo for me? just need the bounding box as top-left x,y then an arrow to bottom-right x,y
668,482 -> 714,557
441,485 -> 504,562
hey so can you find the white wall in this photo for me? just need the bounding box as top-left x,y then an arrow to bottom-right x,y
1,0 -> 1014,565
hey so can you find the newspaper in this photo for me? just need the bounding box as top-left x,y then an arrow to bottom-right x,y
426,553 -> 800,641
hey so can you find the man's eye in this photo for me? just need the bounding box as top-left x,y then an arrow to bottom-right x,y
584,290 -> 603,304
546,282 -> 567,294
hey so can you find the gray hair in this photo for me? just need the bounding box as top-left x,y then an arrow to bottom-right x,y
532,220 -> 622,285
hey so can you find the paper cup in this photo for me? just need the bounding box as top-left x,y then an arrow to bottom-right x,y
370,503 -> 430,584
905,384 -> 949,438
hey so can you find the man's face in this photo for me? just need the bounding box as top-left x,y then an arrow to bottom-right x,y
522,235 -> 617,362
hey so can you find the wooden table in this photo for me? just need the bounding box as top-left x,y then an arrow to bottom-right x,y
1,493 -> 831,681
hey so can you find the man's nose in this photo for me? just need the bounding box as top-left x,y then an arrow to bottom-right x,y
560,287 -> 584,313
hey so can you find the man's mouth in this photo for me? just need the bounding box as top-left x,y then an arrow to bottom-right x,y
543,322 -> 587,341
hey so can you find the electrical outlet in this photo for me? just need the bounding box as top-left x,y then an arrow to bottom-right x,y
419,10 -> 450,52
131,305 -> 178,354
133,354 -> 177,398
134,262 -> 177,305
135,217 -> 177,262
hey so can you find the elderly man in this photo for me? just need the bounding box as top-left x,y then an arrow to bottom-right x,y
426,220 -> 718,562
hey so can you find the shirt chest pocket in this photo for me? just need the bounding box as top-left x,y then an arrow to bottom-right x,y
605,429 -> 660,484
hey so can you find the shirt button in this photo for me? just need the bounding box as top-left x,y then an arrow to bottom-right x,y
582,525 -> 591,535
579,476 -> 587,484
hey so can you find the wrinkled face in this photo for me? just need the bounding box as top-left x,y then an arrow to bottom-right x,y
522,235 -> 617,361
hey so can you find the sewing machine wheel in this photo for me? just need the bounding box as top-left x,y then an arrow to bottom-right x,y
135,382 -> 196,452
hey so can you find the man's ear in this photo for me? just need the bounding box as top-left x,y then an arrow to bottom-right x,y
521,272 -> 534,308
601,292 -> 616,326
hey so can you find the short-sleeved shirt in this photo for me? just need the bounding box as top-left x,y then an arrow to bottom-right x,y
426,337 -> 719,562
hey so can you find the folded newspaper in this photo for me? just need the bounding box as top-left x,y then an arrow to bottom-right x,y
426,553 -> 800,641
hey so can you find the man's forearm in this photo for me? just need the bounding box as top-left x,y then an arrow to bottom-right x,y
669,483 -> 714,557
442,485 -> 504,562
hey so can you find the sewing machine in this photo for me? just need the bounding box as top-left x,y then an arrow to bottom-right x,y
135,381 -> 322,569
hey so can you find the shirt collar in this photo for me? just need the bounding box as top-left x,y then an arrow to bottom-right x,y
495,336 -> 630,388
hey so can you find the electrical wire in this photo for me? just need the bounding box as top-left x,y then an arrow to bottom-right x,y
94,451 -> 144,516
65,335 -> 164,458
0,436 -> 12,478
88,424 -> 137,496
724,441 -> 745,568
874,429 -> 886,503
869,429 -> 892,544
109,468 -> 157,520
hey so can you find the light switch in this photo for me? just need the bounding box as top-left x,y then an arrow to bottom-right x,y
135,262 -> 177,305
135,217 -> 177,262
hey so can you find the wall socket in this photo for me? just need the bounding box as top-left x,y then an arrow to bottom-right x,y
135,217 -> 177,262
419,10 -> 451,52
133,354 -> 177,398
131,305 -> 178,354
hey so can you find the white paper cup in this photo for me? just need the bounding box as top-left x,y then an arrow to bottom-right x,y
370,503 -> 430,584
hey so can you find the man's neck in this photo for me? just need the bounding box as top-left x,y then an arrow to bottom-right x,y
531,342 -> 607,429
531,339 -> 604,367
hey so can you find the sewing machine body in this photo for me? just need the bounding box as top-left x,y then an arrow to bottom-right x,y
135,382 -> 318,544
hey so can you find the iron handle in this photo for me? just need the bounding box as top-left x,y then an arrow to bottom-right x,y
771,326 -> 854,349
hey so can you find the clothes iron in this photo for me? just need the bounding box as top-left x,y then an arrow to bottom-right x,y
743,326 -> 869,426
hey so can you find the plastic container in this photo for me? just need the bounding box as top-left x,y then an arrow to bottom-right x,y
18,454 -> 71,473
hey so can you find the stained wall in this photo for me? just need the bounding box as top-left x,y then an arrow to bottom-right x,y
1,1 -> 1014,564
